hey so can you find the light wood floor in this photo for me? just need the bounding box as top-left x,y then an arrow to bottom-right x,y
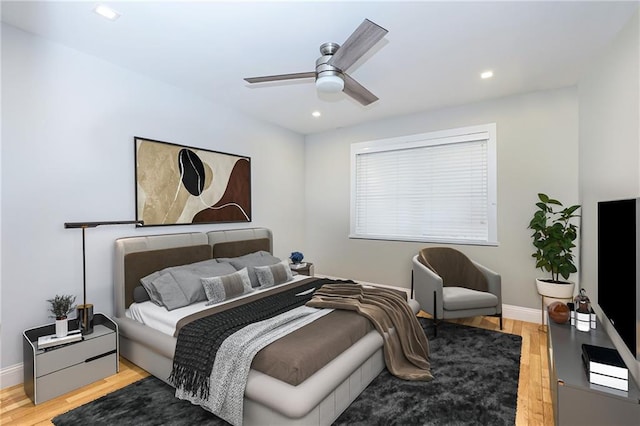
1,316 -> 553,425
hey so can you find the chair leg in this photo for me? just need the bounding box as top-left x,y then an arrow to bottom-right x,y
433,290 -> 438,338
410,270 -> 414,299
494,313 -> 503,330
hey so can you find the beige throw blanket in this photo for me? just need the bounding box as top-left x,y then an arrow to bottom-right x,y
306,284 -> 433,381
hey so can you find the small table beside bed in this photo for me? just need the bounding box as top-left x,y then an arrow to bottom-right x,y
113,227 -> 422,425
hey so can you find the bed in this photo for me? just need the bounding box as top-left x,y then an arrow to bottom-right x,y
113,227 -> 420,425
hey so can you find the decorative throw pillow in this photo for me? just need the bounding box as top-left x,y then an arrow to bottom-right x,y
220,252 -> 282,288
201,268 -> 254,306
254,260 -> 294,288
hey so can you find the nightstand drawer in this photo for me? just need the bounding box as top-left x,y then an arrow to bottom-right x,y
36,329 -> 116,377
36,352 -> 117,403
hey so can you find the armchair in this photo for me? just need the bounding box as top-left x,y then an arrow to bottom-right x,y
412,247 -> 502,336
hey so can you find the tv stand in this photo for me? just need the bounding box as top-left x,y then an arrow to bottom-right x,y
547,318 -> 640,425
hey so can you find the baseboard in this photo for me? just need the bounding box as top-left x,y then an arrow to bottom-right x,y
1,362 -> 23,389
502,304 -> 542,324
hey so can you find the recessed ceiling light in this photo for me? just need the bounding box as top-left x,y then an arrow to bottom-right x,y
311,111 -> 321,118
94,4 -> 121,21
481,70 -> 494,79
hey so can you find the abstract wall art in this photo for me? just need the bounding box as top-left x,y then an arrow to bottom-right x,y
135,137 -> 251,226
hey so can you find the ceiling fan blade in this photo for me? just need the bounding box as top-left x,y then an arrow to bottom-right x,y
244,72 -> 315,84
342,73 -> 378,106
328,19 -> 388,72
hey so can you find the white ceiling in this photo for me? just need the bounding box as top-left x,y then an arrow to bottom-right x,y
2,1 -> 638,135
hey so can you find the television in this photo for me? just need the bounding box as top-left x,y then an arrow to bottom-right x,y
597,198 -> 640,361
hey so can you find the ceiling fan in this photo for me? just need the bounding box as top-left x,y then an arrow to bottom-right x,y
244,19 -> 388,106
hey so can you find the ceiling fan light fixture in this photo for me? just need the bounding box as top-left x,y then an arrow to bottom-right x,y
316,74 -> 344,93
94,4 -> 121,21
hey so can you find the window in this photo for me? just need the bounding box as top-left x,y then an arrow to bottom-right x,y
350,124 -> 497,245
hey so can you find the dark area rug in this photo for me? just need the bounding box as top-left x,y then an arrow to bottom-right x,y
53,318 -> 521,426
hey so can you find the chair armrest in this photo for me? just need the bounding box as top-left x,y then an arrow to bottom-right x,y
472,261 -> 502,314
412,255 -> 444,318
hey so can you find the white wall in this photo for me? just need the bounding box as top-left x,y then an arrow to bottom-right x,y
0,24 -> 306,371
578,10 -> 639,380
304,87 -> 579,311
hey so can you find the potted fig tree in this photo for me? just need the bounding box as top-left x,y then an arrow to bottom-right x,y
47,294 -> 76,337
528,193 -> 581,301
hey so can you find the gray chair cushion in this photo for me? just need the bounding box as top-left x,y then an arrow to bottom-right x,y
442,286 -> 499,311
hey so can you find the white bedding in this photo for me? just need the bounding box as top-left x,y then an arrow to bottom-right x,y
126,274 -> 310,336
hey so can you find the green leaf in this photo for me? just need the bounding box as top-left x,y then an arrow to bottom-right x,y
529,194 -> 580,281
564,205 -> 581,215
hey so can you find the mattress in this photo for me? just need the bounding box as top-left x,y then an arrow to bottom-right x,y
128,276 -> 374,386
126,274 -> 310,336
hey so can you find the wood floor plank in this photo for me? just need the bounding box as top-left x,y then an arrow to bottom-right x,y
1,316 -> 553,425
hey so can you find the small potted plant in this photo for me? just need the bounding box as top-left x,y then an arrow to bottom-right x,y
528,193 -> 581,300
47,294 -> 76,337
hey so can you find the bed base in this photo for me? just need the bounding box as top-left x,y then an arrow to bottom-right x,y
118,331 -> 386,425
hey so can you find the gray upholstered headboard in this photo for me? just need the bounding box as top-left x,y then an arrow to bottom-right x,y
114,228 -> 273,317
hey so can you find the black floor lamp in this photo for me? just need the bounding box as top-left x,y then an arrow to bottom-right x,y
64,220 -> 143,334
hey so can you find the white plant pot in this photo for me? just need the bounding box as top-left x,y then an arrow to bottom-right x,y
536,278 -> 575,307
55,318 -> 68,338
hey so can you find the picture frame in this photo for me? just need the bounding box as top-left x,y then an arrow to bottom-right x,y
134,137 -> 251,226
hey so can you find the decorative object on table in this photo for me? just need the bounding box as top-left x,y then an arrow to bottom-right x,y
289,251 -> 304,264
547,301 -> 570,324
47,294 -> 76,337
582,343 -> 629,391
135,137 -> 251,226
37,329 -> 82,350
65,220 -> 143,334
574,289 -> 592,332
529,193 -> 580,327
567,302 -> 575,326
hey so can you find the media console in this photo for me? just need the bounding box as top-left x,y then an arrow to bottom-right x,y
547,318 -> 640,425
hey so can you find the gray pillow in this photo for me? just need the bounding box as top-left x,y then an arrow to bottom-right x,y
254,260 -> 294,288
218,251 -> 281,287
140,271 -> 164,306
151,273 -> 190,311
201,268 -> 254,305
215,251 -> 269,263
133,285 -> 151,303
139,260 -> 237,310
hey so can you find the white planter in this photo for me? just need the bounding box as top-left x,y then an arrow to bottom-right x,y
55,318 -> 68,338
536,278 -> 575,304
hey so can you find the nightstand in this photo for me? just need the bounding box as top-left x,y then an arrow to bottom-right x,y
23,313 -> 119,404
291,262 -> 314,276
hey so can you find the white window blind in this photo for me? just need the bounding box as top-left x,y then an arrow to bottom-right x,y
350,124 -> 497,245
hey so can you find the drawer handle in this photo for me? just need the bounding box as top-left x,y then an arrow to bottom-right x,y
85,350 -> 116,363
